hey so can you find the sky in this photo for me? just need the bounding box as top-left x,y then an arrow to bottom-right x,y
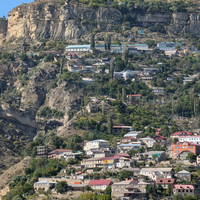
1,0 -> 33,18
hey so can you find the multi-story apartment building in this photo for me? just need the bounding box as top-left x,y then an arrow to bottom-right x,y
140,168 -> 174,181
139,137 -> 155,148
178,135 -> 200,144
84,139 -> 110,151
170,141 -> 200,156
157,42 -> 182,50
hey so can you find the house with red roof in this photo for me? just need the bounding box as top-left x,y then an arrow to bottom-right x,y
173,184 -> 195,197
170,131 -> 193,139
153,135 -> 167,146
156,178 -> 175,189
88,180 -> 113,190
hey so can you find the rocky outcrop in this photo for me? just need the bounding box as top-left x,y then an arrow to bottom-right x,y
47,84 -> 82,122
6,1 -> 123,41
1,1 -> 200,42
0,18 -> 7,45
86,102 -> 99,113
20,63 -> 58,111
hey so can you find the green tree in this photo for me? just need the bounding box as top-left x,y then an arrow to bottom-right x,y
90,34 -> 95,49
107,34 -> 111,51
175,45 -> 181,51
104,185 -> 111,196
123,45 -> 129,65
173,194 -> 184,200
104,35 -> 107,51
84,185 -> 92,191
127,149 -> 134,157
110,58 -> 114,79
117,170 -> 134,181
51,136 -> 63,148
122,87 -> 126,102
60,0 -> 65,5
55,181 -> 68,194
197,44 -> 200,50
20,53 -> 28,61
166,184 -> 172,196
186,153 -> 197,162
107,113 -> 113,134
145,185 -> 153,193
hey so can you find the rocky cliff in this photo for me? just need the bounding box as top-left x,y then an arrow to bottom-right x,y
1,0 -> 200,42
0,18 -> 7,45
5,1 -> 122,42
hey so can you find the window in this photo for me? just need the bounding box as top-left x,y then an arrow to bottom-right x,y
190,190 -> 192,192
186,190 -> 188,192
178,190 -> 181,192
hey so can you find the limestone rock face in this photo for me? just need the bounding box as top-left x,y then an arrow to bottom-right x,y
47,85 -> 82,122
2,1 -> 200,41
0,18 -> 7,45
6,2 -> 123,41
20,63 -> 57,111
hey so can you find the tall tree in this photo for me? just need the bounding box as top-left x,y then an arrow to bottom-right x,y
90,34 -> 95,49
60,57 -> 63,75
107,34 -> 111,51
102,101 -> 105,116
123,44 -> 129,65
104,35 -> 107,51
117,90 -> 121,100
172,96 -> 174,116
110,58 -> 114,79
107,113 -> 113,134
122,87 -> 126,102
129,94 -> 132,106
190,88 -> 194,116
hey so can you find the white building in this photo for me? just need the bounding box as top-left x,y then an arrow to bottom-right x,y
133,44 -> 149,50
84,139 -> 110,151
178,135 -> 200,144
157,42 -> 182,51
138,137 -> 155,147
152,87 -> 164,94
124,131 -> 143,138
140,168 -> 174,181
66,45 -> 91,52
114,71 -> 139,80
82,78 -> 95,83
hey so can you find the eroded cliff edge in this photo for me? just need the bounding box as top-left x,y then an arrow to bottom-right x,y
1,1 -> 200,44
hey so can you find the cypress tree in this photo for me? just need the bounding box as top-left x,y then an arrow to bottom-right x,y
123,44 -> 129,65
129,94 -> 132,106
107,113 -> 113,134
110,58 -> 114,79
90,34 -> 95,49
122,87 -> 126,102
104,35 -> 107,51
107,34 -> 111,51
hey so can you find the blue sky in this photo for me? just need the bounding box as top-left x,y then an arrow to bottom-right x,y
1,0 -> 33,18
